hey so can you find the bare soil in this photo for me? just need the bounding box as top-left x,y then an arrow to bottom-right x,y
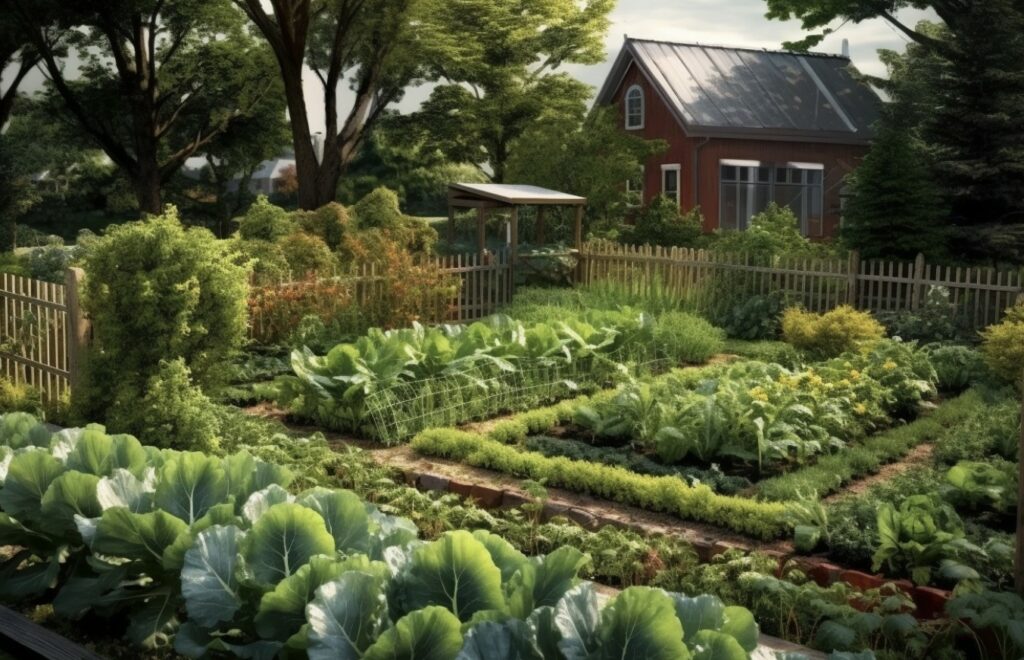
823,443 -> 936,503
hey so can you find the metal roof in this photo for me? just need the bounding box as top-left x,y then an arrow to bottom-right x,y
448,183 -> 587,205
596,38 -> 881,144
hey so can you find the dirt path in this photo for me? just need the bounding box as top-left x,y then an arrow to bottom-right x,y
822,443 -> 935,503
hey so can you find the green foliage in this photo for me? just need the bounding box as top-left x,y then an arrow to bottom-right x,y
107,359 -> 221,452
714,291 -> 790,341
933,393 -> 1019,464
877,287 -> 963,343
981,304 -> 1024,384
941,460 -> 1016,514
782,306 -> 885,359
758,390 -> 981,501
622,197 -> 704,247
840,118 -> 947,260
294,202 -> 350,250
871,495 -> 969,585
237,195 -> 296,241
721,340 -> 801,368
947,589 -> 1024,660
352,187 -> 405,231
711,203 -> 820,256
653,311 -> 725,365
410,427 -> 793,540
277,230 -> 336,279
924,344 -> 987,391
75,208 -> 249,440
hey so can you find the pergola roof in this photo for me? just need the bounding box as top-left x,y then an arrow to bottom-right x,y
448,183 -> 586,206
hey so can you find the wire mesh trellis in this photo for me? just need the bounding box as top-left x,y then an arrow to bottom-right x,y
363,343 -> 676,444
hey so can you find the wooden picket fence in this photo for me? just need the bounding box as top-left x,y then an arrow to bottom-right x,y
578,242 -> 1024,330
249,249 -> 515,342
0,269 -> 88,404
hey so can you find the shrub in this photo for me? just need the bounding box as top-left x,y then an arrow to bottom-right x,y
925,344 -> 987,391
877,286 -> 961,342
232,238 -> 291,285
237,195 -> 295,241
76,206 -> 249,422
278,230 -> 336,279
294,202 -> 350,250
711,203 -> 820,257
981,304 -> 1024,384
621,196 -> 704,247
107,358 -> 221,452
26,244 -> 80,283
653,311 -> 724,364
782,305 -> 885,358
352,186 -> 404,231
712,290 -> 789,340
0,377 -> 45,417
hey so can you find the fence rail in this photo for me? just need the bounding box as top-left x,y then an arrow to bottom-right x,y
0,269 -> 88,403
578,242 -> 1024,330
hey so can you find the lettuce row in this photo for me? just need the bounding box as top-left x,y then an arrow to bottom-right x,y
410,428 -> 792,540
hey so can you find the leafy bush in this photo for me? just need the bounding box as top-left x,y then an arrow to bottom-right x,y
653,311 -> 724,364
620,196 -> 704,247
981,303 -> 1024,384
107,358 -> 221,452
711,203 -> 824,256
26,243 -> 81,283
933,395 -> 1020,464
231,238 -> 291,285
76,207 -> 249,432
277,230 -> 336,279
925,343 -> 987,391
294,202 -> 349,250
236,194 -> 295,241
0,377 -> 47,418
782,305 -> 885,358
713,290 -> 789,340
877,286 -> 962,342
721,339 -> 801,368
352,186 -> 404,230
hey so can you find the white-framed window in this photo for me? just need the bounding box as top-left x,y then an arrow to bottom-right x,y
719,160 -> 771,231
625,85 -> 644,129
661,164 -> 681,204
626,165 -> 644,207
718,160 -> 825,234
775,162 -> 824,236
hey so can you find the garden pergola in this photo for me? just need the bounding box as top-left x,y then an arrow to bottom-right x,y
446,183 -> 587,263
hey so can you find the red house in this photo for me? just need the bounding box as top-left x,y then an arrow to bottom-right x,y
595,38 -> 882,238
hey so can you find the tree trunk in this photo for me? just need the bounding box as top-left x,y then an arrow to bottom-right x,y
1016,376 -> 1024,595
133,163 -> 163,215
278,68 -> 327,211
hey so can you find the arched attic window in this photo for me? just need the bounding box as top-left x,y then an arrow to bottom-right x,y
625,85 -> 644,129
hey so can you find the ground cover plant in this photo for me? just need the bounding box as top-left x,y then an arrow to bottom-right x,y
274,307 -> 723,441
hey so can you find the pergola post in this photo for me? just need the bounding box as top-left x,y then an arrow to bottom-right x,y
573,205 -> 584,251
535,206 -> 546,245
509,206 -> 519,265
476,207 -> 487,254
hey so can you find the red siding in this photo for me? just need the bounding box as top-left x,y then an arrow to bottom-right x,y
610,62 -> 868,238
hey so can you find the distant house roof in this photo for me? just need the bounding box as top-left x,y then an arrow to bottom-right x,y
448,183 -> 586,206
596,38 -> 882,144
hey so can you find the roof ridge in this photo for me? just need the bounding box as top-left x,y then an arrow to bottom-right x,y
624,36 -> 849,60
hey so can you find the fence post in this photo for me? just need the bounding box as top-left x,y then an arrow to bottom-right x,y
64,267 -> 90,390
911,253 -> 927,311
846,250 -> 860,306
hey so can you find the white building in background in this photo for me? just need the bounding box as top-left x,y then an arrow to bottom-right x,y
180,154 -> 296,195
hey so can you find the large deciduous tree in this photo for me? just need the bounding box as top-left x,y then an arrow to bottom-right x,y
5,0 -> 283,214
0,21 -> 40,128
231,0 -> 436,210
401,0 -> 614,183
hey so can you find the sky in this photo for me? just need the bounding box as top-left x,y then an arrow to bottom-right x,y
11,0 -> 938,136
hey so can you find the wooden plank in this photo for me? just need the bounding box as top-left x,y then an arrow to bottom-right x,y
0,604 -> 107,660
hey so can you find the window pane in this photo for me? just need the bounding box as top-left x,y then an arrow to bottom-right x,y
775,167 -> 787,183
808,170 -> 822,185
739,168 -> 750,182
757,167 -> 771,183
720,183 -> 738,230
721,165 -> 737,181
